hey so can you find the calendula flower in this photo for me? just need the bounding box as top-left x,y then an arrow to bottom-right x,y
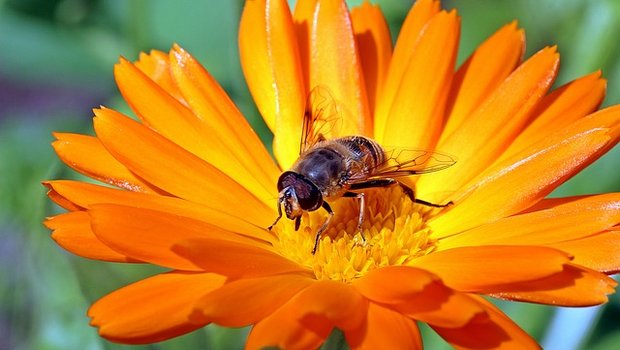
44,0 -> 620,348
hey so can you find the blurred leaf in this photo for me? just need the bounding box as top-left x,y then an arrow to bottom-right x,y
418,322 -> 453,350
0,7 -> 129,85
205,325 -> 249,350
590,331 -> 620,350
321,328 -> 349,350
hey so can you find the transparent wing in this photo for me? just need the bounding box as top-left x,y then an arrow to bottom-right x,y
300,86 -> 342,154
367,148 -> 456,179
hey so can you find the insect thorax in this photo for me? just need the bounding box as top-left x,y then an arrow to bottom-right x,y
292,146 -> 347,193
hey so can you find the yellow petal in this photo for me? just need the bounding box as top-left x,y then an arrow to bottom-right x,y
379,10 -> 460,149
417,47 -> 559,200
298,0 -> 371,136
374,0 -> 440,139
240,0 -> 305,169
442,22 -> 524,137
351,1 -> 392,116
92,108 -> 274,224
438,193 -> 620,250
89,271 -> 226,344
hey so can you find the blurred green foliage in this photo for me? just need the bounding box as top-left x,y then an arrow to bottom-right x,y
0,0 -> 618,349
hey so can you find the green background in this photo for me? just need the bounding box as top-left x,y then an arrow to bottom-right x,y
0,0 -> 618,349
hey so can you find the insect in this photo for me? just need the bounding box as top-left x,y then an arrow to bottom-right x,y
268,87 -> 455,254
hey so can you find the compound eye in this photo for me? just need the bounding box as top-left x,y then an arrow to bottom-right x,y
296,181 -> 322,211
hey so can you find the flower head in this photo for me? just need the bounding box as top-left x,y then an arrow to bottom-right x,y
45,0 -> 620,348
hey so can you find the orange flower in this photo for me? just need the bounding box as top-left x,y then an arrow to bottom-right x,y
44,0 -> 620,348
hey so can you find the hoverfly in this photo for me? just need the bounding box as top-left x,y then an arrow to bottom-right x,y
269,87 -> 455,254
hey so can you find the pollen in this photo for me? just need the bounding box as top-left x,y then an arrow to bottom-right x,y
272,187 -> 440,283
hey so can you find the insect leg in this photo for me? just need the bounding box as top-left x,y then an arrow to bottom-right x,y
312,202 -> 334,255
343,191 -> 366,242
294,216 -> 301,231
397,181 -> 452,208
268,199 -> 283,230
350,178 -> 452,208
348,178 -> 396,191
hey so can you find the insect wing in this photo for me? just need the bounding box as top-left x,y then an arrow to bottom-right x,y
371,148 -> 456,178
300,86 -> 342,154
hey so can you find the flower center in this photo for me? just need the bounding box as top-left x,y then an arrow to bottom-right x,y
272,187 -> 439,283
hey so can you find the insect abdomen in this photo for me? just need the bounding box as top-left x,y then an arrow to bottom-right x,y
335,136 -> 385,172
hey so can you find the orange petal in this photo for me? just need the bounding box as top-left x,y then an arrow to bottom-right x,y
429,108 -> 619,237
293,280 -> 367,331
374,0 -> 440,139
394,287 -> 487,329
190,274 -> 314,327
92,108 -> 274,225
115,57 -> 275,202
442,22 -> 525,137
498,71 -> 607,162
89,204 -> 267,271
351,2 -> 392,116
172,238 -> 310,278
89,271 -> 226,344
247,288 -> 329,350
44,211 -> 136,263
432,296 -> 540,350
417,47 -> 559,200
133,50 -> 183,101
52,132 -> 160,193
45,180 -> 271,242
44,182 -> 82,211
240,0 -> 305,169
379,10 -> 460,149
247,280 -> 366,350
438,193 -> 620,250
489,264 -> 617,307
345,303 -> 422,350
410,246 -> 571,292
353,266 -> 485,328
301,0 -> 371,136
169,45 -> 279,198
550,229 -> 620,274
353,266 -> 438,304
292,0 -> 316,87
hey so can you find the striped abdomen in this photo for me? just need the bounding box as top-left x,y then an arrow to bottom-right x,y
334,136 -> 385,175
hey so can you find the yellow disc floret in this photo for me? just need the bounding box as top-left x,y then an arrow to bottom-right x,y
272,187 -> 439,283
